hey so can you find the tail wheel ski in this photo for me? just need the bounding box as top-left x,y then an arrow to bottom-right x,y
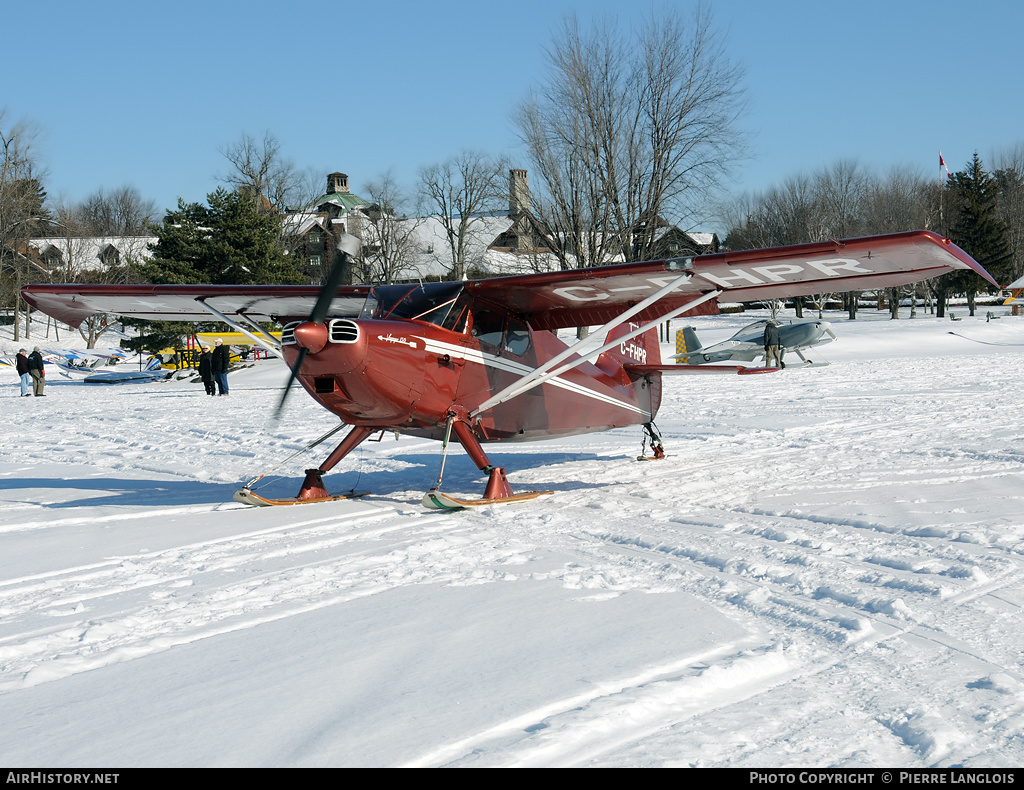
638,422 -> 667,461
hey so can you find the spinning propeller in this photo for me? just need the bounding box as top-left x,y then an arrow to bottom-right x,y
273,233 -> 360,421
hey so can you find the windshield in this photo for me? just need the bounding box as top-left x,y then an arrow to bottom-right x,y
360,282 -> 465,327
732,320 -> 769,339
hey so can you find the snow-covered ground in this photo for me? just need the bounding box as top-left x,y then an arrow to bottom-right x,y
1,307 -> 1023,767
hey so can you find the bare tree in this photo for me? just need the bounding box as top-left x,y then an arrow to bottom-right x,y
0,110 -> 50,340
515,16 -> 625,272
813,159 -> 869,239
724,161 -> 938,320
419,150 -> 508,280
56,185 -> 158,236
862,166 -> 932,234
35,218 -> 147,346
860,166 -> 935,317
358,172 -> 422,284
993,143 -> 1024,284
515,6 -> 745,270
723,175 -> 824,250
219,131 -> 300,210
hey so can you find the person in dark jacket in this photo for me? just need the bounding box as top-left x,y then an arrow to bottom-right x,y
197,347 -> 216,395
27,347 -> 46,396
15,349 -> 31,396
211,339 -> 230,395
763,321 -> 784,369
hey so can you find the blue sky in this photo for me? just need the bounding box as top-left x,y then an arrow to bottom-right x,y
6,0 -> 1023,231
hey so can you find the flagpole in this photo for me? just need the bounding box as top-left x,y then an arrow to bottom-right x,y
939,152 -> 945,236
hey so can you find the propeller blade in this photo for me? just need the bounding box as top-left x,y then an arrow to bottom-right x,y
273,346 -> 308,422
274,233 -> 359,422
309,233 -> 360,325
309,253 -> 350,325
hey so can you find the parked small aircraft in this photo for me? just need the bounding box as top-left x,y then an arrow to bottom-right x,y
21,230 -> 993,509
52,348 -> 130,377
674,319 -> 838,367
1002,274 -> 1024,306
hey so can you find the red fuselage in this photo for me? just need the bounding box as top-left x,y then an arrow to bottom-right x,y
284,316 -> 662,444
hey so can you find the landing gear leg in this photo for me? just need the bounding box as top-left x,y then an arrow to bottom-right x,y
449,420 -> 514,500
296,425 -> 375,500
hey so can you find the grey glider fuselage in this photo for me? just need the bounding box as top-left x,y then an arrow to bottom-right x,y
673,319 -> 837,365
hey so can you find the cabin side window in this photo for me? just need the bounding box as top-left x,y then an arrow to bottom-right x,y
471,308 -> 505,349
468,309 -> 532,356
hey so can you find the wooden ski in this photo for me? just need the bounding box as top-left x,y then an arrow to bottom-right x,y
421,488 -> 554,510
233,487 -> 368,507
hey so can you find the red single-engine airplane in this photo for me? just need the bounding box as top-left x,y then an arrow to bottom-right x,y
22,230 -> 993,509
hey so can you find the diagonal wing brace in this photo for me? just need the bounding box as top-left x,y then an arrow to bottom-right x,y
470,277 -> 722,418
196,298 -> 283,356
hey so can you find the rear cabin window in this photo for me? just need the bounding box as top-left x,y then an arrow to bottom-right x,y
504,318 -> 531,356
470,311 -> 531,356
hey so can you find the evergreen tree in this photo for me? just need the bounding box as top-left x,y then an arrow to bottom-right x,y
142,188 -> 303,285
205,188 -> 302,284
143,199 -> 212,284
944,154 -> 1012,314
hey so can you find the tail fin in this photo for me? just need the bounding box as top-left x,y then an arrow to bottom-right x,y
597,322 -> 661,373
672,326 -> 702,364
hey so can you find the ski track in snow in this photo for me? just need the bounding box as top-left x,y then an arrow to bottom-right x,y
2,313 -> 1024,766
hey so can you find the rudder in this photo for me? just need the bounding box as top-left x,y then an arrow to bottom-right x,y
674,325 -> 703,364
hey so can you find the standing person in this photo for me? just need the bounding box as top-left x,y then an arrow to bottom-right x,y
211,338 -> 231,396
27,347 -> 46,396
197,346 -> 216,395
15,349 -> 31,396
763,321 -> 783,369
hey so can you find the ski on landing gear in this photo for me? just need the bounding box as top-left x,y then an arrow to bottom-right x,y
637,421 -> 668,461
234,467 -> 367,506
422,487 -> 553,510
233,487 -> 367,507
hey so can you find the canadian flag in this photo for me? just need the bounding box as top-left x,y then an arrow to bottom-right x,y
939,153 -> 951,179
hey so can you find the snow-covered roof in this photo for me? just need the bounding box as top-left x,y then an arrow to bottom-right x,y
310,191 -> 370,214
281,214 -> 328,237
27,236 -> 155,272
687,232 -> 717,247
386,214 -> 562,279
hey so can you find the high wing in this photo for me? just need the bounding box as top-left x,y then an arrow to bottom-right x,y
19,283 -> 371,328
21,231 -> 991,330
466,230 -> 993,330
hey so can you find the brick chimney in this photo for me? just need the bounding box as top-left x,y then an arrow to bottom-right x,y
509,169 -> 530,215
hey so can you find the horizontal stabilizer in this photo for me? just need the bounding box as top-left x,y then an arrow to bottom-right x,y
624,364 -> 779,376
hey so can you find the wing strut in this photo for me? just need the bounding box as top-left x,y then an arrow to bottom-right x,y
236,311 -> 284,354
196,299 -> 282,356
470,284 -> 722,418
